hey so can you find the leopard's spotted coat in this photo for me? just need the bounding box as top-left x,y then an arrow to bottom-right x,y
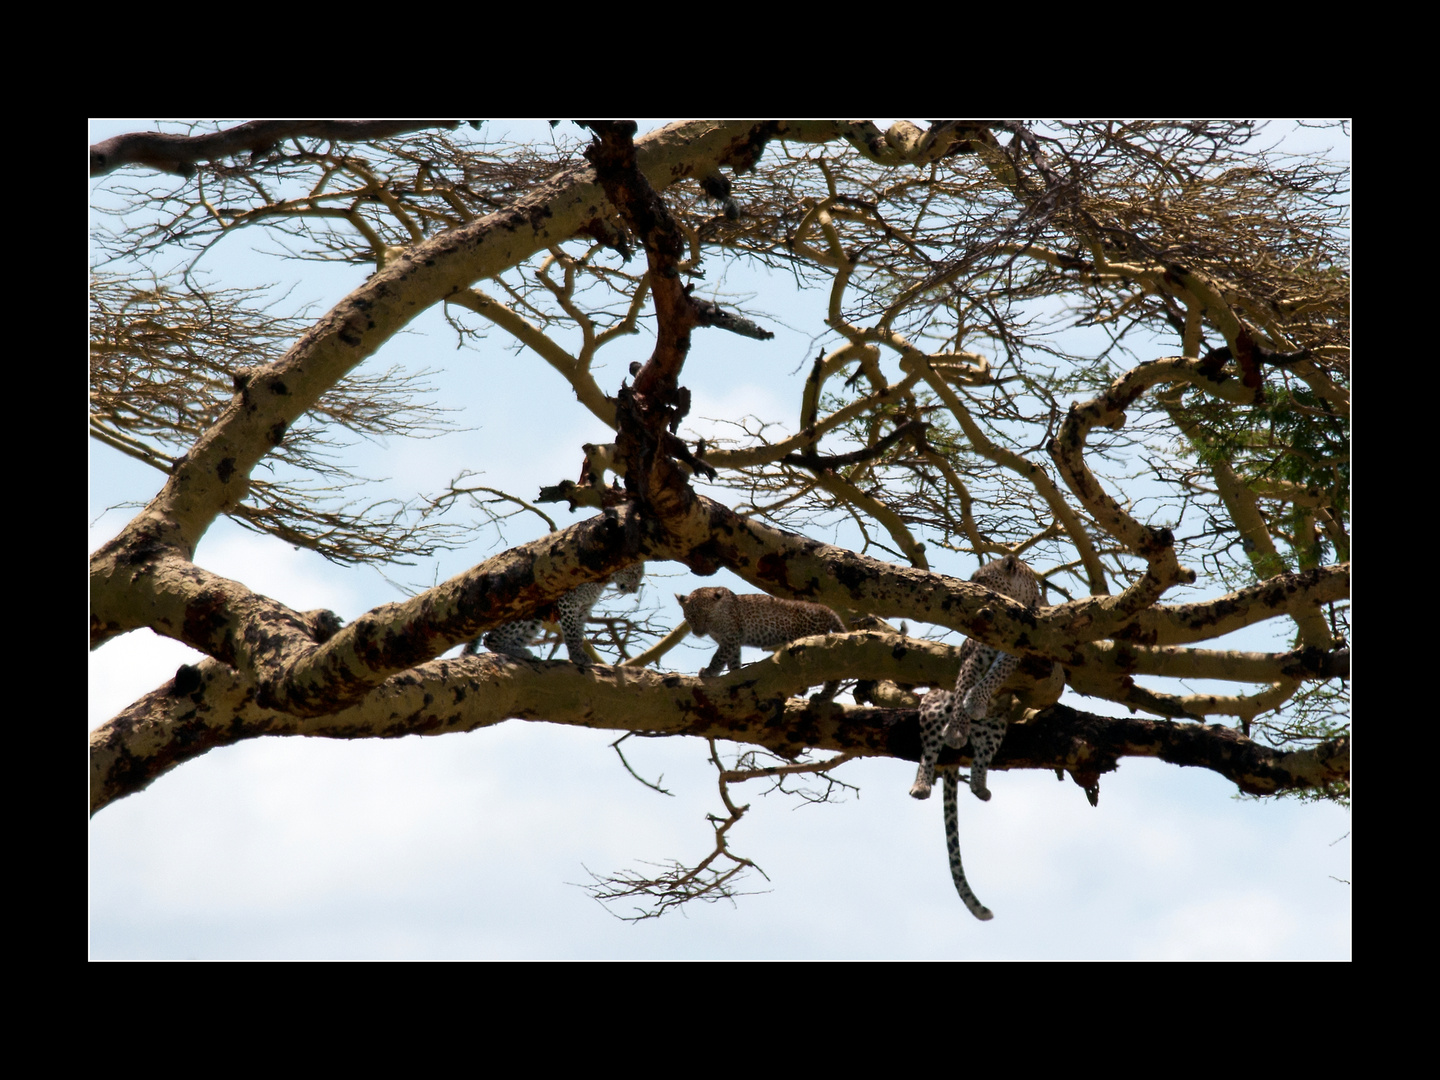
674,586 -> 846,697
467,563 -> 644,665
911,554 -> 1041,920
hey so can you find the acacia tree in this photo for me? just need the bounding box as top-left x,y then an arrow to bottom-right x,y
89,120 -> 1349,956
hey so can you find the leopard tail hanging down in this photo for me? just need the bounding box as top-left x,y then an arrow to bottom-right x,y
943,768 -> 993,920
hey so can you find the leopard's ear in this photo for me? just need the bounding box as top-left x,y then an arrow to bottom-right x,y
1002,554 -> 1018,572
674,593 -> 686,604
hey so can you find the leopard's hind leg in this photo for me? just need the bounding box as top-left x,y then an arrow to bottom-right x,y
478,620 -> 542,660
910,688 -> 954,800
965,716 -> 1007,802
956,649 -> 1019,801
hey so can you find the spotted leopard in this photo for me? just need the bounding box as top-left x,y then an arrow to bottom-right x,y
909,554 -> 1040,803
674,586 -> 846,697
467,563 -> 644,665
910,555 -> 1041,921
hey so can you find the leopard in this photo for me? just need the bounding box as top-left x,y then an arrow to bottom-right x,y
909,554 -> 1041,803
466,563 -> 644,665
908,554 -> 1041,921
674,586 -> 846,697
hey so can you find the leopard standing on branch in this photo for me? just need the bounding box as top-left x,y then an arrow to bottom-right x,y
467,563 -> 644,665
911,554 -> 1043,920
674,587 -> 846,698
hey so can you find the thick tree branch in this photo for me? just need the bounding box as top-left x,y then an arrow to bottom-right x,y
260,507 -> 650,715
989,704 -> 1349,798
1080,641 -> 1350,682
1116,562 -> 1350,646
91,647 -> 1348,814
94,448 -> 1349,728
584,121 -> 712,523
90,120 -> 462,177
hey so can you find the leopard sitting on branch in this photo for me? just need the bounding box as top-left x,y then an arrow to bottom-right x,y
674,586 -> 846,699
467,563 -> 644,666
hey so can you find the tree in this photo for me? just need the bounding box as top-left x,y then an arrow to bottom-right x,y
89,119 -> 1350,959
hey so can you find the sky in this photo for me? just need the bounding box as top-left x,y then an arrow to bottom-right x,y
89,119 -> 1351,960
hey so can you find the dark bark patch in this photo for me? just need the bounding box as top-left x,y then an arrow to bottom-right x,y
170,664 -> 203,698
184,589 -> 234,663
755,552 -> 791,587
683,542 -> 724,576
831,560 -> 872,593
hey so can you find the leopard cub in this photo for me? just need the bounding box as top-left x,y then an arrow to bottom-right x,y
468,563 -> 644,666
674,587 -> 845,694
